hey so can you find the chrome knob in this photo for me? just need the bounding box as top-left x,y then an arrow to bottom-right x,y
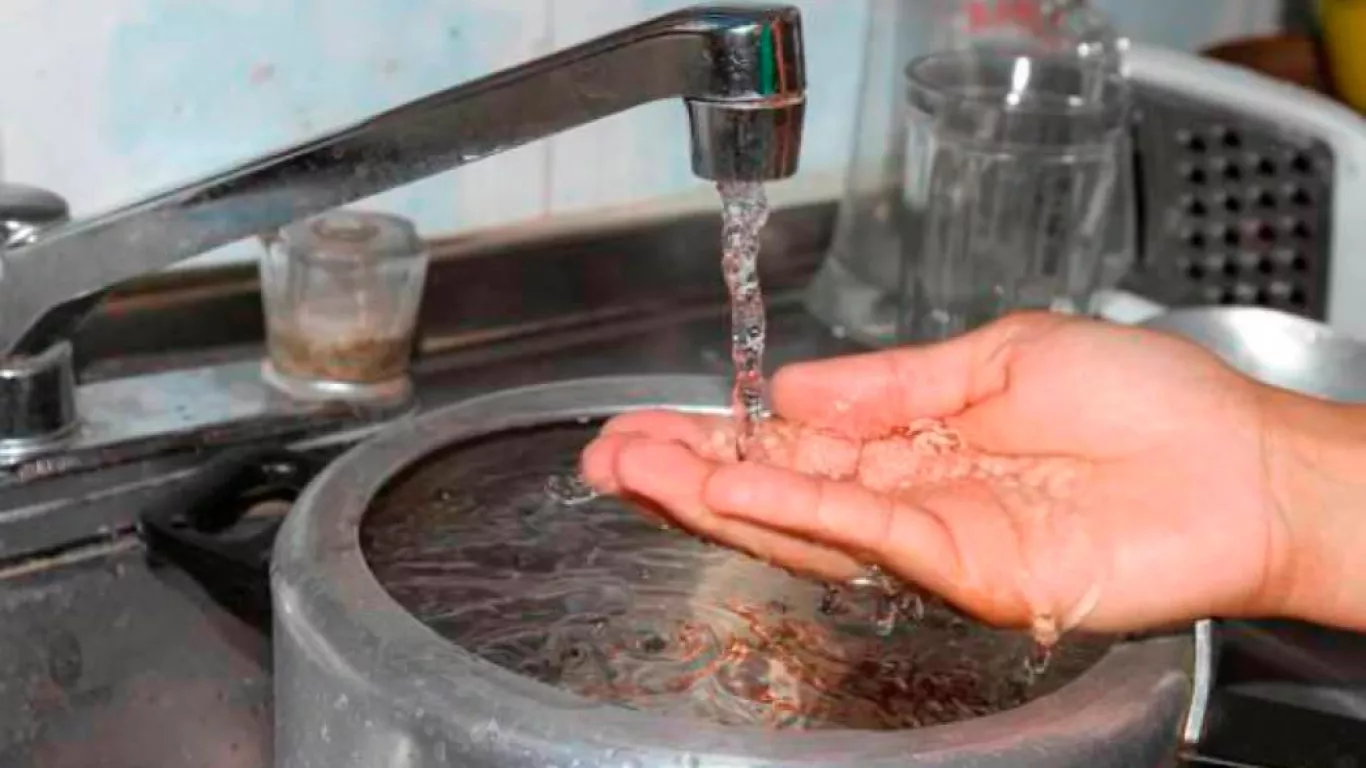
0,184 -> 77,463
0,183 -> 69,247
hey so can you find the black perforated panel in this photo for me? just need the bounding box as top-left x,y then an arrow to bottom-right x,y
1122,84 -> 1334,320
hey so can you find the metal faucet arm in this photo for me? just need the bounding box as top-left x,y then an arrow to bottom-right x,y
0,4 -> 804,357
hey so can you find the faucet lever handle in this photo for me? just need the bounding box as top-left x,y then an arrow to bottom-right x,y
0,183 -> 69,247
0,184 -> 77,460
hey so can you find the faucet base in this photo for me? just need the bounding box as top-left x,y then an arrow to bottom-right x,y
0,357 -> 408,478
0,424 -> 79,467
0,341 -> 79,464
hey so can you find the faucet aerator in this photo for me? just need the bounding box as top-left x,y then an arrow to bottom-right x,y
687,98 -> 805,182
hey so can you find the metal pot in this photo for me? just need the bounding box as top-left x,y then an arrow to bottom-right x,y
271,374 -> 1206,768
1139,305 -> 1366,738
1139,305 -> 1366,402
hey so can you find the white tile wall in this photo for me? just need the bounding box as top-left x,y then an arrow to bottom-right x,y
0,0 -> 1278,267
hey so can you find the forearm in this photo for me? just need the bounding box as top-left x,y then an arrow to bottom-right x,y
1261,387 -> 1366,631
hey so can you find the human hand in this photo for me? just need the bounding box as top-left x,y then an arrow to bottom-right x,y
581,312 -> 1308,638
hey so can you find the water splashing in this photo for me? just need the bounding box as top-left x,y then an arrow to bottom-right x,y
717,181 -> 771,459
1023,642 -> 1055,683
545,474 -> 600,507
842,565 -> 928,637
364,423 -> 1113,731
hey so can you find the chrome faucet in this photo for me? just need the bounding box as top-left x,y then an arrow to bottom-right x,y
0,4 -> 806,461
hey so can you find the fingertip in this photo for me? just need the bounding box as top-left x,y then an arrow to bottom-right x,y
599,411 -> 657,436
601,412 -> 652,437
611,438 -> 730,538
615,438 -> 711,497
580,434 -> 629,494
602,409 -> 704,434
585,435 -> 715,508
600,409 -> 727,453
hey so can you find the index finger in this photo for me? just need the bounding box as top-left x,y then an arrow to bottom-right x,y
772,311 -> 1067,439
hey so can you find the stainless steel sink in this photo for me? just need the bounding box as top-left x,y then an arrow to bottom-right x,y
0,199 -> 851,767
4,199 -> 1364,766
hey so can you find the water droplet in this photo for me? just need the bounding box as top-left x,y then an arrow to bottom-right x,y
898,592 -> 926,623
818,585 -> 844,616
874,595 -> 899,637
1025,642 -> 1053,680
544,474 -> 599,506
849,564 -> 901,595
471,719 -> 503,745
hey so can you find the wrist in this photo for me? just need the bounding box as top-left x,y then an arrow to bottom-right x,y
1259,386 -> 1366,630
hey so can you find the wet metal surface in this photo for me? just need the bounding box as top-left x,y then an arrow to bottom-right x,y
0,200 -> 834,565
275,376 -> 1187,768
0,200 -> 846,768
0,201 -> 833,486
0,542 -> 271,768
0,300 -> 856,768
4,297 -> 1365,767
0,198 -> 1363,765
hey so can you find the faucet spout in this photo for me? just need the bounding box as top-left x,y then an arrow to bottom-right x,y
687,99 -> 804,182
0,4 -> 805,358
679,6 -> 806,181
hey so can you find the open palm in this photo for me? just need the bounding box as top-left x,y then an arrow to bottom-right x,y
581,312 -> 1298,637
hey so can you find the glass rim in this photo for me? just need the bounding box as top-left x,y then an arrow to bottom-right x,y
903,48 -> 1130,119
274,209 -> 428,267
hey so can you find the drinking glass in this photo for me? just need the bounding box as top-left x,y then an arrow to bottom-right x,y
259,209 -> 428,402
898,47 -> 1130,342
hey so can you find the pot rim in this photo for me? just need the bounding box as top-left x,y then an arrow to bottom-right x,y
273,374 -> 1207,765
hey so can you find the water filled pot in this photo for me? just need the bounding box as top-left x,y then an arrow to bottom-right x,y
1140,306 -> 1366,403
272,375 -> 1205,768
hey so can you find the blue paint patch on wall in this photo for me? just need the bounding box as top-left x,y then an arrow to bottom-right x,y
104,0 -> 530,235
796,0 -> 869,176
87,0 -> 1258,255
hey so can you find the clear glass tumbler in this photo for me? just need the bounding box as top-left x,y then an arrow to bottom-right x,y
259,209 -> 428,402
898,47 -> 1129,342
806,0 -> 1133,349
